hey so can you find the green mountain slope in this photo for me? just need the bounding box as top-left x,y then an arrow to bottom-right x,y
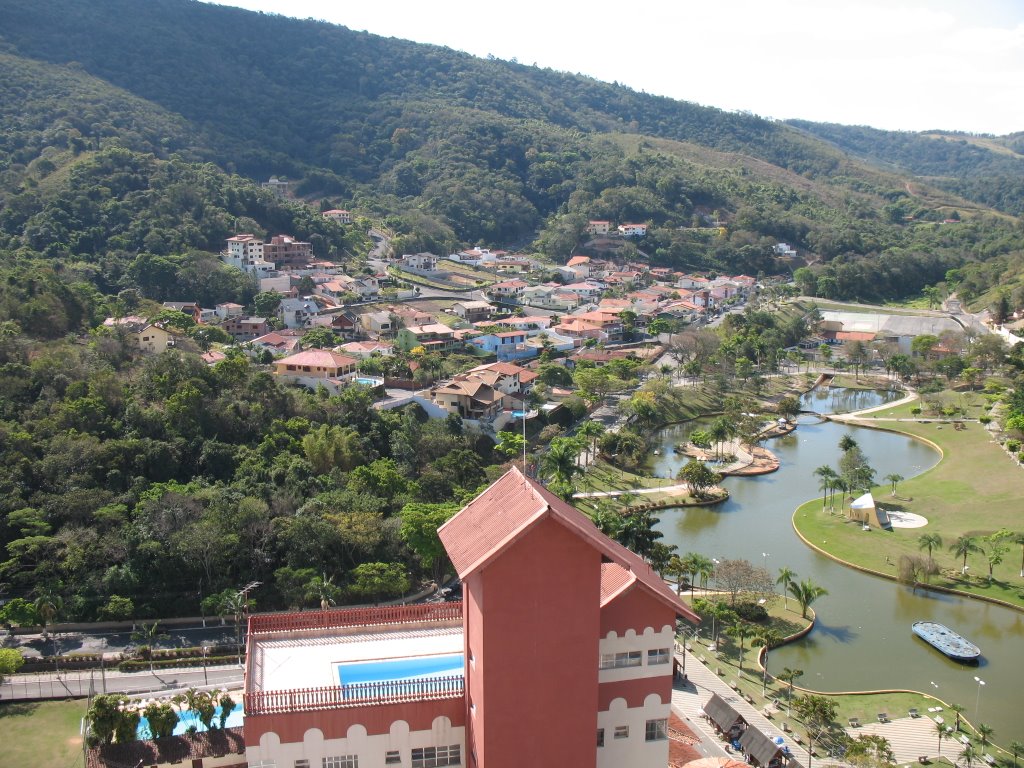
787,120 -> 1024,217
0,0 -> 1020,312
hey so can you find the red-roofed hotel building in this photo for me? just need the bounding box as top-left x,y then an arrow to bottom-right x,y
242,468 -> 698,768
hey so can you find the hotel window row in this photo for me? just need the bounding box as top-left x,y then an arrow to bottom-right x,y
599,647 -> 671,669
597,719 -> 667,747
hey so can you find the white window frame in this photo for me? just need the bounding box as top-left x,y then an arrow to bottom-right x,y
645,718 -> 668,742
614,725 -> 629,740
411,744 -> 461,767
647,648 -> 671,665
600,650 -> 642,669
323,756 -> 358,768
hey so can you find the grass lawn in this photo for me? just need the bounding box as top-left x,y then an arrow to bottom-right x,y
794,416 -> 1024,607
681,599 -> 954,741
825,374 -> 896,391
0,698 -> 87,768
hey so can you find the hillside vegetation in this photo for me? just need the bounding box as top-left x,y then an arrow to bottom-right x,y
0,0 -> 1019,314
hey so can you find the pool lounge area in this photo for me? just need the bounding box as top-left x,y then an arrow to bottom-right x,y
246,605 -> 465,699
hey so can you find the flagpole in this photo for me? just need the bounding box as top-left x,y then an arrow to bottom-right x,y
522,408 -> 527,475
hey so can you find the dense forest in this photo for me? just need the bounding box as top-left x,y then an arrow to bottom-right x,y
0,332 -> 502,621
0,0 -> 1022,624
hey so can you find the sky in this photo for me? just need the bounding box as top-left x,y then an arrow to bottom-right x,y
209,0 -> 1024,135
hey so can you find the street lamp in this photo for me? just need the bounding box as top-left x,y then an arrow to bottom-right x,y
202,645 -> 210,686
974,676 -> 985,718
762,552 -> 770,570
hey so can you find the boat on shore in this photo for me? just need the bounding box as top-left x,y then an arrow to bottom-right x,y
912,621 -> 981,662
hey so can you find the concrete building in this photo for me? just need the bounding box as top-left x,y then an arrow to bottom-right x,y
323,209 -> 353,224
242,468 -> 698,768
264,235 -> 313,269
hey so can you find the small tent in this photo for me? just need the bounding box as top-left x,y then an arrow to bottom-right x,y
849,491 -> 891,530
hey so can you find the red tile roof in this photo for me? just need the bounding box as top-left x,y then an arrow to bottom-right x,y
438,468 -> 698,622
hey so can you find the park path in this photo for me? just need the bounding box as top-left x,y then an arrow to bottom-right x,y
673,644 -> 946,766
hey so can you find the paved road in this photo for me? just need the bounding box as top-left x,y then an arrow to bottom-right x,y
673,643 -> 950,767
6,622 -> 242,659
1,664 -> 244,701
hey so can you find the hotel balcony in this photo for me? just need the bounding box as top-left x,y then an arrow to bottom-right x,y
244,602 -> 465,716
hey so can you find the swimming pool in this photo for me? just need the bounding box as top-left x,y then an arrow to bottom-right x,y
136,703 -> 244,738
337,653 -> 464,689
354,377 -> 383,386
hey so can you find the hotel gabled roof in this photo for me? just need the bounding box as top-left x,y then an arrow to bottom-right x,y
438,467 -> 698,622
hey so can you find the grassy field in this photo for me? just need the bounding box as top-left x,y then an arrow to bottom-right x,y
794,414 -> 1024,607
0,698 -> 87,768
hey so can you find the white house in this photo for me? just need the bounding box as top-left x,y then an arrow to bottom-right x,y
617,223 -> 648,237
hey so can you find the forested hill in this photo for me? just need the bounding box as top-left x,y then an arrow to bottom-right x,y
0,0 -> 1022,308
787,121 -> 1024,217
2,0 -> 817,179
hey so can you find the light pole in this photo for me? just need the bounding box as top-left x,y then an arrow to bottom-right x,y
202,645 -> 210,686
974,676 -> 985,718
762,552 -> 770,570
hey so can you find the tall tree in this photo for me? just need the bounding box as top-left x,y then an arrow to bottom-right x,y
776,567 -> 797,610
793,694 -> 838,768
949,535 -> 984,575
917,533 -> 943,561
789,578 -> 828,619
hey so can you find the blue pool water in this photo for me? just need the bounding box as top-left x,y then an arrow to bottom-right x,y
354,377 -> 382,386
338,653 -> 464,687
136,703 -> 244,739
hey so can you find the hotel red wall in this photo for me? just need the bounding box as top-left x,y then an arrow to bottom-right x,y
467,517 -> 602,768
598,676 -> 671,710
600,584 -> 677,637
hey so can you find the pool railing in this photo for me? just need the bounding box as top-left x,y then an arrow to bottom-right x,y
245,674 -> 465,715
248,602 -> 462,635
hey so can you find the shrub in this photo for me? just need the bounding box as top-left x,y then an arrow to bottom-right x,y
1007,439 -> 1021,453
734,602 -> 769,622
911,407 -> 922,416
1018,450 -> 1024,463
979,416 -> 992,424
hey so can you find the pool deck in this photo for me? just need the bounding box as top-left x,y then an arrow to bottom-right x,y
250,625 -> 464,693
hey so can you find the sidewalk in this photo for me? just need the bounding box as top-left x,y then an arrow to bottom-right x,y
673,646 -> 945,766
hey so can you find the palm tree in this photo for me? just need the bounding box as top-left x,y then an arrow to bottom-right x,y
977,724 -> 994,752
778,667 -> 803,713
577,421 -> 605,466
695,554 -> 715,592
218,591 -> 252,664
756,628 -> 783,696
727,623 -> 753,674
709,416 -> 733,461
680,553 -> 702,597
813,466 -> 837,510
950,535 -> 984,575
788,578 -> 828,619
1008,740 -> 1024,768
541,437 -> 584,487
33,592 -> 62,641
776,567 -> 797,610
960,743 -> 978,768
948,703 -> 965,732
130,621 -> 170,673
918,533 -> 943,561
885,472 -> 904,496
934,719 -> 950,755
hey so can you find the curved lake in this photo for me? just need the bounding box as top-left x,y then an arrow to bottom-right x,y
648,389 -> 1024,741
